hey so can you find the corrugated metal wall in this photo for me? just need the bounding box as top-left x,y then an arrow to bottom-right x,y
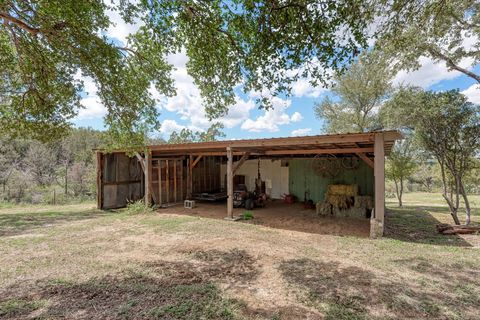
289,158 -> 374,203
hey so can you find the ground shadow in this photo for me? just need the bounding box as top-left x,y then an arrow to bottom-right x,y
384,207 -> 473,247
279,258 -> 480,320
0,209 -> 113,237
0,249 -> 264,320
166,200 -> 371,238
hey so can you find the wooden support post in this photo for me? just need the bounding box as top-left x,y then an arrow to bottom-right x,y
371,133 -> 385,238
166,160 -> 170,204
174,160 -> 177,203
226,147 -> 234,219
180,160 -> 184,200
96,152 -> 103,209
188,155 -> 193,199
158,166 -> 162,206
145,152 -> 152,206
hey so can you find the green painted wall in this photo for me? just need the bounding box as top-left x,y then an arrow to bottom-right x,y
288,159 -> 374,203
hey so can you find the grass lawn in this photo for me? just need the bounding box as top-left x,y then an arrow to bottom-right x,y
0,194 -> 479,319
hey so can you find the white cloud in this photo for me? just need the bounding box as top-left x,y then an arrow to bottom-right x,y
291,78 -> 326,98
159,119 -> 185,135
74,72 -> 107,120
105,3 -> 143,45
241,97 -> 294,132
221,97 -> 255,128
393,56 -> 475,89
461,84 -> 480,104
290,112 -> 303,122
291,128 -> 312,136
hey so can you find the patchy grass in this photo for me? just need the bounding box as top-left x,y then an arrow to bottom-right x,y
0,194 -> 479,319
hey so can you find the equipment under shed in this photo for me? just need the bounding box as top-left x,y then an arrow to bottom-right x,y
96,131 -> 402,238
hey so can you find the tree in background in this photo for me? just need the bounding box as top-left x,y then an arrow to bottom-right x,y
168,123 -> 225,144
314,53 -> 392,133
374,0 -> 480,83
386,137 -> 417,207
384,88 -> 480,225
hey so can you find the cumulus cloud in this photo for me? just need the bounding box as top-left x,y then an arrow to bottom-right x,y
461,84 -> 480,104
290,112 -> 303,122
159,119 -> 185,135
291,128 -> 312,136
241,97 -> 298,132
393,56 -> 475,88
74,73 -> 107,120
105,3 -> 143,45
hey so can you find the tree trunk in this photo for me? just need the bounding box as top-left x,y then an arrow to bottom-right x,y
399,178 -> 404,207
439,160 -> 461,225
459,179 -> 471,225
394,178 -> 402,207
64,161 -> 68,195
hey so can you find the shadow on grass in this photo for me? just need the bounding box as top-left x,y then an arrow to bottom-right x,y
0,249 -> 269,319
384,206 -> 473,247
279,258 -> 480,320
0,208 -> 112,237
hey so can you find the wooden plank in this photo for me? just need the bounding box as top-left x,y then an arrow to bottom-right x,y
166,160 -> 170,204
158,166 -> 162,206
227,147 -> 233,218
180,160 -> 184,200
264,147 -> 374,155
96,152 -> 103,209
188,155 -> 193,199
103,180 -> 141,186
233,152 -> 250,174
372,133 -> 385,238
356,153 -> 374,169
174,160 -> 177,203
192,155 -> 203,168
134,152 -> 146,172
145,152 -> 152,206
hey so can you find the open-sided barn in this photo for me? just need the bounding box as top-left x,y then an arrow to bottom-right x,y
96,131 -> 402,238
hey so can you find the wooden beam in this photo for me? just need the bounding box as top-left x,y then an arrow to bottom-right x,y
233,152 -> 250,174
227,147 -> 233,219
166,160 -> 170,204
191,155 -> 203,168
158,166 -> 162,206
96,152 -> 103,209
371,133 -> 385,238
356,153 -> 374,169
264,147 -> 373,155
135,152 -> 146,172
145,152 -> 152,206
188,155 -> 193,199
174,160 -> 177,203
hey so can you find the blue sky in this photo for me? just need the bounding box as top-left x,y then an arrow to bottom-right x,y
72,9 -> 480,140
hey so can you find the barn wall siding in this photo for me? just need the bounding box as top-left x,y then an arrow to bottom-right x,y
288,158 -> 374,203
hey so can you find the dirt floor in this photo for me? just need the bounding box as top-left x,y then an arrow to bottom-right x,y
165,199 -> 370,237
0,195 -> 479,319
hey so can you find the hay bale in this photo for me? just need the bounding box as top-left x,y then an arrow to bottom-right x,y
327,184 -> 358,196
316,202 -> 332,216
354,196 -> 373,209
326,194 -> 353,210
333,207 -> 367,219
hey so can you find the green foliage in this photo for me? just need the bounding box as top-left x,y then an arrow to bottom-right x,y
374,0 -> 480,83
126,199 -> 155,215
314,52 -> 392,133
242,211 -> 253,220
383,88 -> 480,223
168,122 -> 225,144
0,0 -> 374,147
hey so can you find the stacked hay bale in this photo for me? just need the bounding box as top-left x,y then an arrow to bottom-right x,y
316,184 -> 369,219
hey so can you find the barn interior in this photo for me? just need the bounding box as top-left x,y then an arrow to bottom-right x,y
96,131 -> 401,237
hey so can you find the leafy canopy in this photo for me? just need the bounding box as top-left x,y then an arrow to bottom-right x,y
168,122 -> 225,144
0,0 -> 373,147
314,52 -> 392,133
374,0 -> 480,83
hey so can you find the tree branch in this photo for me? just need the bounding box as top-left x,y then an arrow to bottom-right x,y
0,12 -> 39,35
428,47 -> 480,84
